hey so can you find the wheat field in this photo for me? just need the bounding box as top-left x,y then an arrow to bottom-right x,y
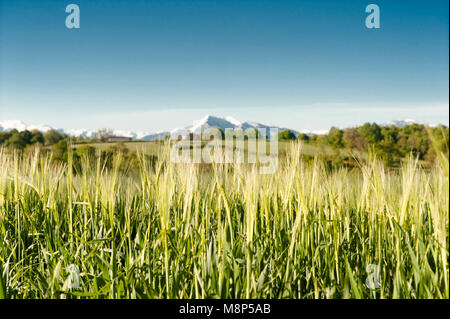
0,142 -> 448,299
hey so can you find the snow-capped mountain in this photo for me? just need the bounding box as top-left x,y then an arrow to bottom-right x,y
0,116 -> 301,141
384,119 -> 442,128
176,115 -> 298,137
176,115 -> 332,137
2,117 -> 443,141
60,128 -> 97,139
138,115 -> 302,140
0,120 -> 30,132
385,119 -> 417,127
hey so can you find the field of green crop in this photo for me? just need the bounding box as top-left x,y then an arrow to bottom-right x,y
74,140 -> 327,158
0,142 -> 448,299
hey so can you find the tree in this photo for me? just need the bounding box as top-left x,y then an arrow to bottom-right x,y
378,126 -> 401,166
19,130 -> 33,145
0,132 -> 12,144
44,130 -> 63,145
76,145 -> 97,160
278,130 -> 296,141
30,130 -> 44,144
297,133 -> 310,142
328,127 -> 344,148
95,128 -> 113,143
52,139 -> 68,162
358,123 -> 382,145
6,132 -> 28,150
343,128 -> 366,151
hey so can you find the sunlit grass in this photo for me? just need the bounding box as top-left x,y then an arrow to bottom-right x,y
74,140 -> 328,158
0,142 -> 448,299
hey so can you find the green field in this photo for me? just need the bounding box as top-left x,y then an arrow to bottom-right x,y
0,142 -> 448,298
74,140 -> 324,155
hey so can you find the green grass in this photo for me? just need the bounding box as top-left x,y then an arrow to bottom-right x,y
74,141 -> 165,154
0,142 -> 448,299
74,140 -> 328,157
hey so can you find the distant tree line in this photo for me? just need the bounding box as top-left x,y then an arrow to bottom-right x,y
0,129 -> 151,173
278,123 -> 449,167
1,123 -> 448,168
0,129 -> 65,150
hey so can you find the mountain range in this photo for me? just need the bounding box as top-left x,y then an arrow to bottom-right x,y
0,115 -> 308,141
0,116 -> 444,141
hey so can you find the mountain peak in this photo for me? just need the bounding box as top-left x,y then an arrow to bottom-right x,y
225,116 -> 242,126
0,120 -> 28,131
385,119 -> 417,127
0,115 -> 300,140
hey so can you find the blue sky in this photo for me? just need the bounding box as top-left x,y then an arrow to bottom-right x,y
0,0 -> 448,132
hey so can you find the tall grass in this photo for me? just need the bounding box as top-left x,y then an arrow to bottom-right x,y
0,143 -> 447,299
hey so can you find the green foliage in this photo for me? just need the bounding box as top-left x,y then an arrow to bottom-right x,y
328,127 -> 344,148
278,129 -> 296,141
0,129 -> 63,152
0,131 -> 11,144
51,139 -> 69,162
358,123 -> 382,144
76,145 -> 96,159
297,133 -> 310,142
1,123 -> 448,169
6,132 -> 28,149
343,128 -> 366,151
0,129 -> 47,150
30,130 -> 44,144
0,144 -> 447,298
315,123 -> 449,167
106,142 -> 129,154
44,129 -> 64,145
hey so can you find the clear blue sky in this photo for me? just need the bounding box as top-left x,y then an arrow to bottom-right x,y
0,0 -> 448,132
